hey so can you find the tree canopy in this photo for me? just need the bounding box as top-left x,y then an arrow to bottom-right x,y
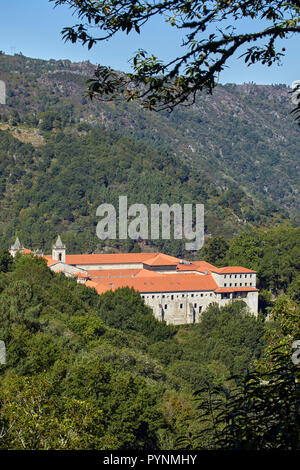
51,0 -> 300,111
0,252 -> 267,449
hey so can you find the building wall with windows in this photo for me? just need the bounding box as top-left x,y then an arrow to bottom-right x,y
141,288 -> 258,324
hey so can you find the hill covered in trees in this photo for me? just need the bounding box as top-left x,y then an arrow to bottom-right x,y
0,252 -> 272,449
0,53 -> 298,254
0,241 -> 299,450
0,51 -> 299,451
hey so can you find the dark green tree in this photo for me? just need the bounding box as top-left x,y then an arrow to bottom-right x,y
201,236 -> 229,266
0,250 -> 13,273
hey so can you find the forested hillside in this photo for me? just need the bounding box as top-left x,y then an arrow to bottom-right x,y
0,53 -> 298,254
0,236 -> 299,449
0,52 -> 299,213
0,51 -> 299,449
201,226 -> 300,296
0,252 -> 269,449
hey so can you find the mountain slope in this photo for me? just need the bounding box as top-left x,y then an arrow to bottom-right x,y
0,53 -> 297,254
0,53 -> 299,212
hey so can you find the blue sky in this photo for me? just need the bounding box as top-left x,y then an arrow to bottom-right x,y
0,0 -> 299,86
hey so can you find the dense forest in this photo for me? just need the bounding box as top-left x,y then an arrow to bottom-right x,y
0,124 -> 288,256
0,224 -> 299,449
0,53 -> 299,256
0,52 -> 299,450
0,53 -> 299,217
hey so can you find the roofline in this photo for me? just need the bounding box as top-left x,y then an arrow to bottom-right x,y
212,269 -> 257,274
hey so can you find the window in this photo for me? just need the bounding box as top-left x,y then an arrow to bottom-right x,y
164,304 -> 168,309
180,303 -> 183,309
58,253 -> 62,261
194,303 -> 197,308
224,283 -> 227,287
171,295 -> 174,300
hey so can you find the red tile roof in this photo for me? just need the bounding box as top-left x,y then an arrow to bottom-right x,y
176,261 -> 256,274
75,272 -> 89,279
22,248 -> 257,296
135,269 -> 162,277
88,273 -> 218,295
65,252 -> 161,265
216,266 -> 256,274
85,280 -> 101,290
144,253 -> 180,266
215,287 -> 259,293
176,260 -> 216,273
87,269 -> 141,279
43,255 -> 56,266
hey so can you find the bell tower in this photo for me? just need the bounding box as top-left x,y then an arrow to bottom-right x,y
52,235 -> 66,263
10,237 -> 24,257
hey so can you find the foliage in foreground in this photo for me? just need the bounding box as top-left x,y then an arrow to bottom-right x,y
180,296 -> 300,450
